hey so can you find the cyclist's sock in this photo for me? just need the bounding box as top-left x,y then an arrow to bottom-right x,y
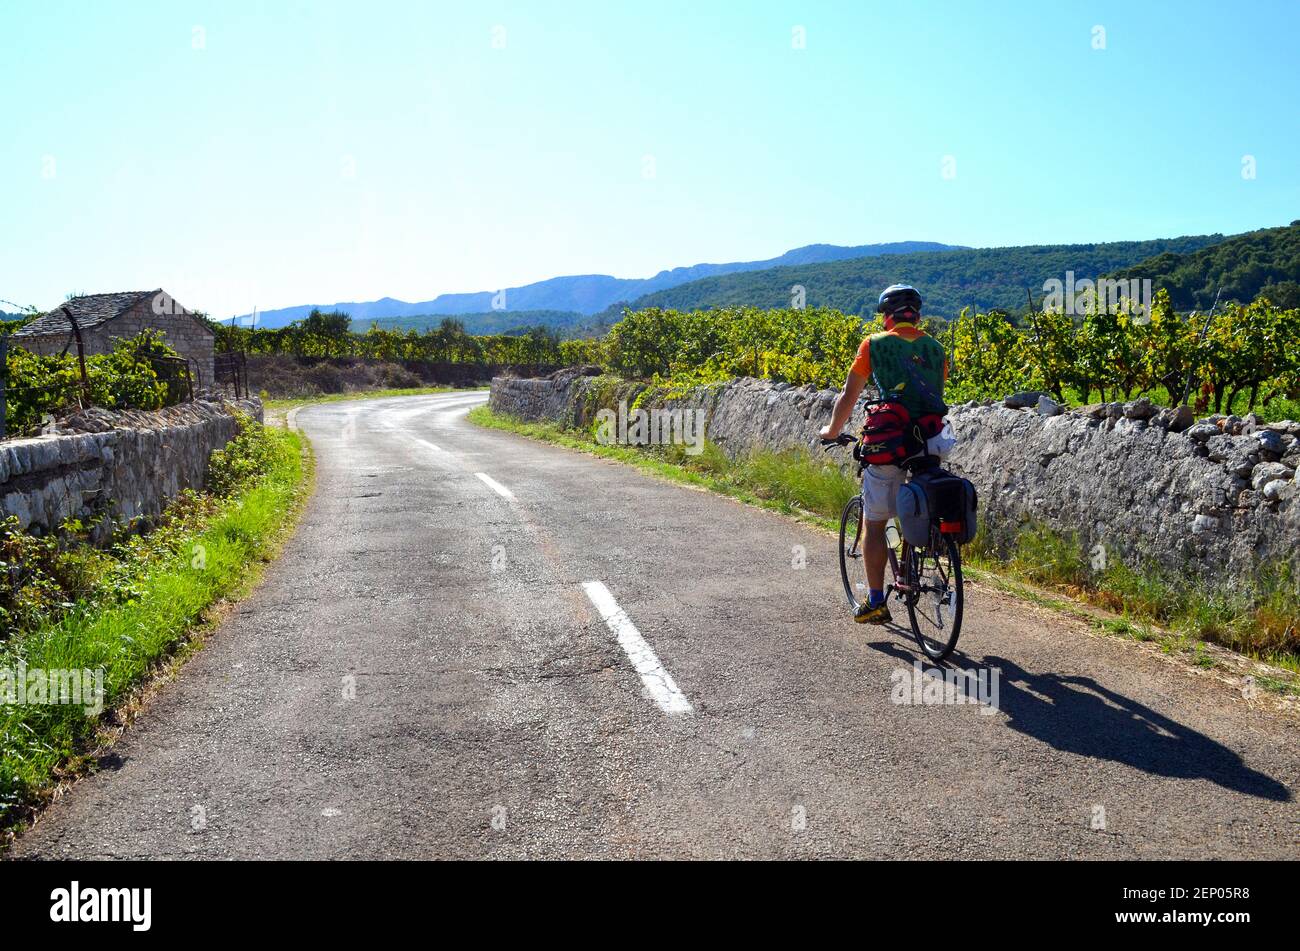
868,589 -> 885,608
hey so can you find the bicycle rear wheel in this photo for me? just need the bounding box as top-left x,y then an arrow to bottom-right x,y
838,495 -> 866,610
906,530 -> 963,661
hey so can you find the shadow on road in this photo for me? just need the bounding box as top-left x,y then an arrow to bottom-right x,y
867,639 -> 1291,802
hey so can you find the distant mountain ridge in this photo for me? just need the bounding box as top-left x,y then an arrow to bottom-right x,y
621,235 -> 1229,317
241,240 -> 964,328
363,310 -> 597,337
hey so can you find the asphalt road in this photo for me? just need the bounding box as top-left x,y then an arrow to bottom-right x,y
11,391 -> 1298,858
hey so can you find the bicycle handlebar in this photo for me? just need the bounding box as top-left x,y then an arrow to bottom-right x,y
820,433 -> 857,451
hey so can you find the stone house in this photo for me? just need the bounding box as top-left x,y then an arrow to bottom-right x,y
11,289 -> 215,387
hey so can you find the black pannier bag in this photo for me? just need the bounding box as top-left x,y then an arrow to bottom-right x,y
896,468 -> 978,547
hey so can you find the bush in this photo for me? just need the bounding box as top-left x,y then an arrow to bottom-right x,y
109,329 -> 191,404
205,414 -> 286,497
304,363 -> 345,394
378,364 -> 421,389
3,331 -> 184,436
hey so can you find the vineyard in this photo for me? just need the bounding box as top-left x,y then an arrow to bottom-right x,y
1,331 -> 194,437
1,310 -> 608,434
211,311 -> 603,367
598,291 -> 1300,420
7,292 -> 1298,433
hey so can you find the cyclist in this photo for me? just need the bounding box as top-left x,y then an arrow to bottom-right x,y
819,284 -> 952,624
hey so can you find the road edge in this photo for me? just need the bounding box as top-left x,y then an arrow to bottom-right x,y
1,429 -> 319,852
466,404 -> 1300,721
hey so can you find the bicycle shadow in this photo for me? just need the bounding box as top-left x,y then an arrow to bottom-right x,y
866,639 -> 1291,802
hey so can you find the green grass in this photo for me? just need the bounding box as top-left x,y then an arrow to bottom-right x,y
471,405 -> 1300,691
1214,393 -> 1300,425
1056,383 -> 1300,425
966,523 -> 1299,677
0,425 -> 313,831
262,384 -> 486,411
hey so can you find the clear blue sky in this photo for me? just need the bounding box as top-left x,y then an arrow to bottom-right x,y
2,0 -> 1296,318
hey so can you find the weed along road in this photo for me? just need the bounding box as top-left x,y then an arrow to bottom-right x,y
11,392 -> 1297,859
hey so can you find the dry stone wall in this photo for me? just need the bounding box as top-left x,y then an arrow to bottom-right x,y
490,370 -> 1299,585
0,398 -> 263,542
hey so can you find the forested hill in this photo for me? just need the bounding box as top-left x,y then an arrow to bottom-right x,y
619,235 -> 1225,317
1109,222 -> 1300,310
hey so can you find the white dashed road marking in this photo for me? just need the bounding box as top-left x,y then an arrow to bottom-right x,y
582,581 -> 693,716
475,472 -> 515,500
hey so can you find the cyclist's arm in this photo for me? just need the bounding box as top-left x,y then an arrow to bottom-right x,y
820,366 -> 869,440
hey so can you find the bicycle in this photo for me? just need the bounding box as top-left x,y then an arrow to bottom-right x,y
822,431 -> 964,661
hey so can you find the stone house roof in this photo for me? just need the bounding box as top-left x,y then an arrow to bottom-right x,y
13,289 -> 213,338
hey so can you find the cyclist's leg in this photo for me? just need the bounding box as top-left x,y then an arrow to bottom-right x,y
863,518 -> 888,591
856,464 -> 904,622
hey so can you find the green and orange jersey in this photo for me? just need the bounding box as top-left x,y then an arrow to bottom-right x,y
849,324 -> 949,417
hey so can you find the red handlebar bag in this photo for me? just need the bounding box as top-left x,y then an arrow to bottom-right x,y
858,402 -> 913,465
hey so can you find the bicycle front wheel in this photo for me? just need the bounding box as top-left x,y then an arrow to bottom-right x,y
907,531 -> 963,661
838,494 -> 866,610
